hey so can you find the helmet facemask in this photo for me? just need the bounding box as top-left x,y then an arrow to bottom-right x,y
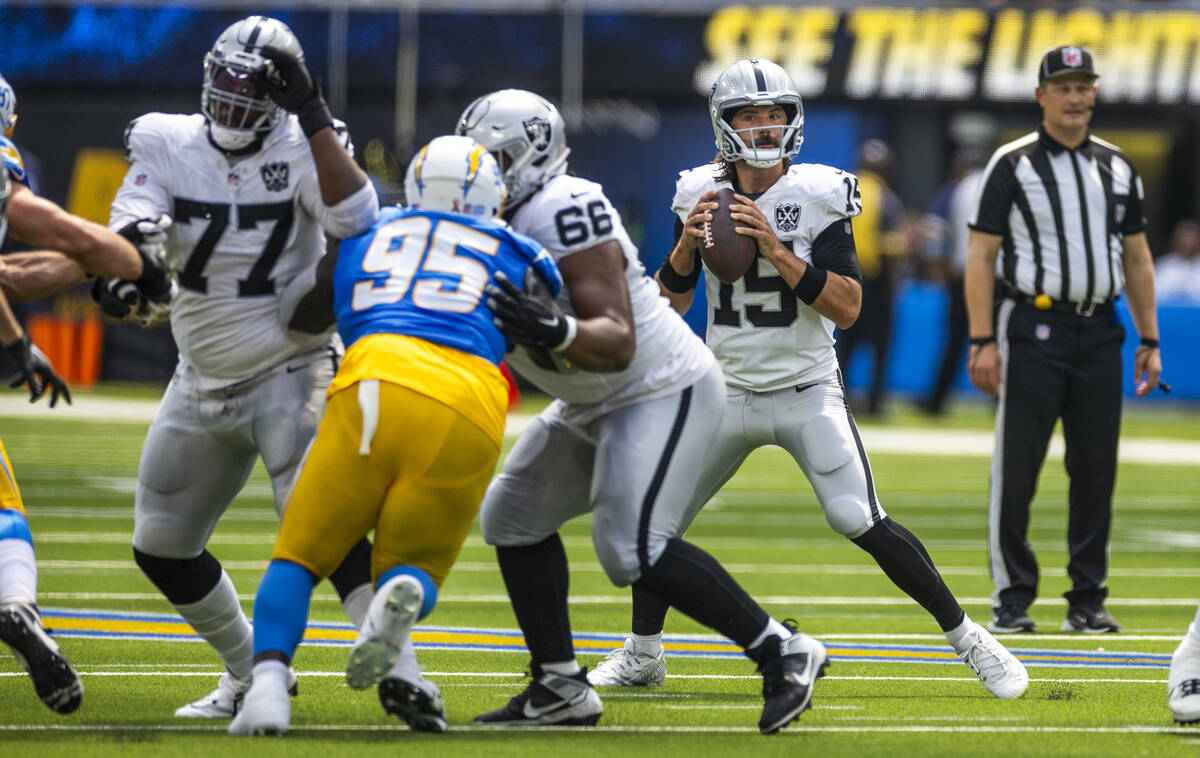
202,53 -> 281,150
709,59 -> 805,169
718,103 -> 802,169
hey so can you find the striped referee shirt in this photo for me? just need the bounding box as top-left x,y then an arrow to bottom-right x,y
969,126 -> 1145,306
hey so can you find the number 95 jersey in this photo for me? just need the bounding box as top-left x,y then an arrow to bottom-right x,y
673,162 -> 862,391
111,112 -> 377,389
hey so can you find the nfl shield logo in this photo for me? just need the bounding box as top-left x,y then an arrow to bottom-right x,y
522,117 -> 552,152
1063,47 -> 1083,68
1114,203 -> 1126,224
261,162 -> 289,192
774,203 -> 801,232
1035,323 -> 1051,341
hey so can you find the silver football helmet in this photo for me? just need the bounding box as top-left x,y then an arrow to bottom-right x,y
455,89 -> 570,207
202,16 -> 302,151
405,135 -> 506,219
0,72 -> 16,138
709,59 -> 804,168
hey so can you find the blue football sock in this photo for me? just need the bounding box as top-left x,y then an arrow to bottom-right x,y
376,565 -> 438,620
252,559 -> 316,660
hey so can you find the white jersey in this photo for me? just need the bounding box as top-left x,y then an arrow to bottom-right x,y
505,174 -> 714,422
672,162 -> 862,391
111,113 -> 373,390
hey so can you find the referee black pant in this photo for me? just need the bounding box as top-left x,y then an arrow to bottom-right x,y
989,299 -> 1124,612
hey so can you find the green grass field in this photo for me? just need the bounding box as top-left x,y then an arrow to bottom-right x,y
2,389 -> 1199,757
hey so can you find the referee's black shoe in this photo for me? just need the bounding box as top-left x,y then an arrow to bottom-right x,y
1062,604 -> 1122,633
988,605 -> 1037,634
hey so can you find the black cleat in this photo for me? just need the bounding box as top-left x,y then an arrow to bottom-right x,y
1062,605 -> 1122,633
988,605 -> 1037,634
379,676 -> 448,733
753,625 -> 829,735
0,602 -> 83,714
474,667 -> 602,726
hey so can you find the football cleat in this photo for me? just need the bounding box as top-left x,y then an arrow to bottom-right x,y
474,667 -> 602,726
176,668 -> 298,718
587,638 -> 666,687
346,574 -> 423,691
957,623 -> 1029,699
988,605 -> 1037,634
753,629 -> 828,735
1168,626 -> 1200,724
0,602 -> 83,714
1062,605 -> 1122,633
227,672 -> 291,736
379,675 -> 447,733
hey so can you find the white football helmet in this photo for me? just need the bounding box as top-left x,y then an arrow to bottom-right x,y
0,72 -> 16,138
202,16 -> 302,151
455,89 -> 569,207
709,59 -> 804,168
405,135 -> 506,219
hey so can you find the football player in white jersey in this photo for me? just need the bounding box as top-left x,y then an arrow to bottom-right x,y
587,59 -> 1029,702
458,90 -> 827,735
107,16 -> 379,719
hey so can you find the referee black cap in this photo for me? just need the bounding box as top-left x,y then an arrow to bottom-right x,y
1038,45 -> 1099,84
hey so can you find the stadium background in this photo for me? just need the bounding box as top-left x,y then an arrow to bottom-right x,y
3,0 -> 1199,399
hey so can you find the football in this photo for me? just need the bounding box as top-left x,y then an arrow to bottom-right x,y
700,187 -> 758,284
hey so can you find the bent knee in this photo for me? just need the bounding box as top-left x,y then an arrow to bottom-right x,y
823,494 -> 874,537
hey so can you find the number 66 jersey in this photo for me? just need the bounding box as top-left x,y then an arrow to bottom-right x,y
672,162 -> 862,391
111,112 -> 376,389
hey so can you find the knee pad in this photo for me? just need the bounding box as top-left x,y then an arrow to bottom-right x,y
823,494 -> 874,537
133,547 -> 222,606
0,509 -> 33,546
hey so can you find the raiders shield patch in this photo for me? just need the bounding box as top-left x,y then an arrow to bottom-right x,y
261,162 -> 289,192
522,117 -> 552,152
774,202 -> 801,232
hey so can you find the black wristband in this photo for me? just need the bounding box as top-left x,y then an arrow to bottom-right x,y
1138,337 -> 1159,349
658,253 -> 701,294
791,264 -> 827,305
297,96 -> 334,139
970,336 -> 996,348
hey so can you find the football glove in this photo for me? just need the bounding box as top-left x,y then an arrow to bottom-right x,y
116,215 -> 174,304
486,270 -> 577,352
260,45 -> 333,139
91,276 -> 176,326
3,335 -> 71,407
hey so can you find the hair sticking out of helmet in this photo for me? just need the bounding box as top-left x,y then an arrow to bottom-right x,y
405,135 -> 507,219
454,89 -> 570,207
709,59 -> 804,169
201,16 -> 302,151
0,73 -> 17,138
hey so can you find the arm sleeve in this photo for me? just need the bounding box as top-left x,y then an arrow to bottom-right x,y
811,218 -> 862,283
296,121 -> 380,239
967,154 -> 1017,236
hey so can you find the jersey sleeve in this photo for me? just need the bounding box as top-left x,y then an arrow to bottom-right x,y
523,180 -> 621,260
0,136 -> 29,187
110,114 -> 172,230
820,168 -> 863,221
1116,154 -> 1146,236
968,152 -> 1018,236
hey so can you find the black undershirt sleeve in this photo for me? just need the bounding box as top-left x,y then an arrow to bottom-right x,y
810,218 -> 862,283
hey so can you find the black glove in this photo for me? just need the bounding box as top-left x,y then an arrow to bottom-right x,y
116,216 -> 173,302
4,335 -> 71,407
91,276 -> 134,319
260,45 -> 333,139
486,270 -> 576,352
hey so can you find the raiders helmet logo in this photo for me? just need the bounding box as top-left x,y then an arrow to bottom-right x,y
774,202 -> 801,232
261,162 -> 289,192
1063,47 -> 1083,68
523,117 -> 552,152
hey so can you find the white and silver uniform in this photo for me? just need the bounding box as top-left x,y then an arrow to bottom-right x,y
671,161 -> 887,539
112,112 -> 379,557
481,174 -> 725,586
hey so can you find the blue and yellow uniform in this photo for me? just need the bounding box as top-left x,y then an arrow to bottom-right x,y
1,164 -> 30,540
0,135 -> 29,188
256,204 -> 559,653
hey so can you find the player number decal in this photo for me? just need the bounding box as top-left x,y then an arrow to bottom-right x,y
173,198 -> 295,295
351,216 -> 499,313
554,200 -> 612,247
842,176 -> 862,215
712,246 -> 799,328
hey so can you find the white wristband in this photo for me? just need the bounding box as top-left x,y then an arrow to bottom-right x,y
551,315 -> 578,353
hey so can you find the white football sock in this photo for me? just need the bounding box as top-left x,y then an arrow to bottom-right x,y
747,618 -> 793,651
341,583 -> 372,630
173,569 -> 253,680
946,615 -> 976,652
540,659 -> 582,677
0,538 -> 37,606
631,632 -> 663,656
1188,609 -> 1200,646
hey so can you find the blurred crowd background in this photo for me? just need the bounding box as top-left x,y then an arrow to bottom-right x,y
4,0 -> 1200,405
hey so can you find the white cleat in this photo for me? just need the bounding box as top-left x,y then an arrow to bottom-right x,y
346,575 -> 423,691
1168,627 -> 1200,724
0,602 -> 83,714
228,674 -> 291,736
957,623 -> 1029,699
175,669 -> 298,718
587,637 -> 666,687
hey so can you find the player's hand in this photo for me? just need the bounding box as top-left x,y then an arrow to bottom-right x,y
117,215 -> 174,304
1133,343 -> 1163,397
486,270 -> 576,352
91,276 -> 175,326
729,192 -> 785,260
681,191 -> 720,253
3,335 -> 71,407
259,45 -> 333,138
968,341 -> 1001,397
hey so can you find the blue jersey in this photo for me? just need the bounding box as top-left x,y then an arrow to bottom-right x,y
333,205 -> 561,364
0,136 -> 28,188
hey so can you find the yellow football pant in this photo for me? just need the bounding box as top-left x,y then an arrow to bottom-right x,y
273,380 -> 501,586
0,437 -> 25,515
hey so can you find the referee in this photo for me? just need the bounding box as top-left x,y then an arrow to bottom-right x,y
964,45 -> 1163,635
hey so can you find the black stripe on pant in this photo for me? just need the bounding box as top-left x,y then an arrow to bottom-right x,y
991,301 -> 1124,610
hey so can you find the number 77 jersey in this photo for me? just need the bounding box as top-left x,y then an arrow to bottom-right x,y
672,162 -> 862,391
111,112 -> 376,389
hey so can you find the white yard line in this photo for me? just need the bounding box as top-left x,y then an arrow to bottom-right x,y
0,723 -> 1190,734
